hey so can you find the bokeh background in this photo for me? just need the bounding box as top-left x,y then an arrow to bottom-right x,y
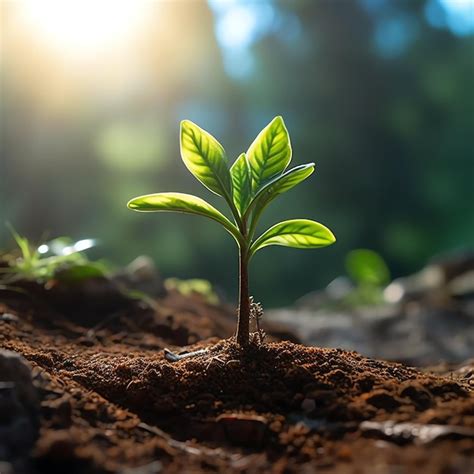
1,0 -> 473,307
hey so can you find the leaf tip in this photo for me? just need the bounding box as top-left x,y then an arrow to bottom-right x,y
180,120 -> 200,137
327,228 -> 337,245
271,115 -> 286,129
180,119 -> 191,131
127,197 -> 140,210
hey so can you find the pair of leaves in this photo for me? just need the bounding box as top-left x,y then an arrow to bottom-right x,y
129,192 -> 335,255
128,117 -> 335,256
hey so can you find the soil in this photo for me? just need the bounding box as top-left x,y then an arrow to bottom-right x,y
0,283 -> 473,473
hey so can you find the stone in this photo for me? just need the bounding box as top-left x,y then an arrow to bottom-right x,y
0,350 -> 39,467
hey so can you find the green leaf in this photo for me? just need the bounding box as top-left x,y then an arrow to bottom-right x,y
247,116 -> 292,193
55,263 -> 108,282
180,120 -> 232,198
250,219 -> 335,256
7,223 -> 33,261
249,163 -> 315,216
127,192 -> 242,244
230,153 -> 252,216
345,249 -> 390,287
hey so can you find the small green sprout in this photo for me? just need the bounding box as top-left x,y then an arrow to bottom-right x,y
346,249 -> 390,288
344,249 -> 390,306
165,277 -> 219,305
1,226 -> 107,284
128,116 -> 336,346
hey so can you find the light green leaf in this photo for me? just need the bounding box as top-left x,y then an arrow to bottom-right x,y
180,120 -> 232,198
249,163 -> 315,216
230,153 -> 252,216
127,192 -> 241,244
250,219 -> 335,256
7,224 -> 33,261
247,116 -> 292,193
345,249 -> 390,287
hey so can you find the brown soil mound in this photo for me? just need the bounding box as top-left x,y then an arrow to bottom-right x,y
1,292 -> 473,473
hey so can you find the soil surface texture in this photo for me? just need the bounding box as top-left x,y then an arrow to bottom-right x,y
0,285 -> 473,473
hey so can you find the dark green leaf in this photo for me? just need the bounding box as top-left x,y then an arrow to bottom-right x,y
55,263 -> 107,282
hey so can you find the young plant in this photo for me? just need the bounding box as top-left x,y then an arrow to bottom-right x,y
128,116 -> 336,346
0,227 -> 107,284
344,249 -> 390,307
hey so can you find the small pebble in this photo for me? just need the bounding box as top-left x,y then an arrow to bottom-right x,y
0,313 -> 18,322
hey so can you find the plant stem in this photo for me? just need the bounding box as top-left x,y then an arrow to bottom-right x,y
236,247 -> 250,346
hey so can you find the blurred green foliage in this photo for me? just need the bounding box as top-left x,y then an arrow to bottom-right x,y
1,229 -> 108,284
344,249 -> 390,307
165,277 -> 219,305
346,249 -> 391,288
1,0 -> 473,306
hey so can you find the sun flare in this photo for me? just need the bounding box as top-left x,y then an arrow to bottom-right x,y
16,0 -> 151,57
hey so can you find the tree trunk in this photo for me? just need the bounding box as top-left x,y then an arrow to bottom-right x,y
236,249 -> 250,346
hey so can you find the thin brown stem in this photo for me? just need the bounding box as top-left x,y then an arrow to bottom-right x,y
236,247 -> 250,346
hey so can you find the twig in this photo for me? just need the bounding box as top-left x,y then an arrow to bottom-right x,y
138,422 -> 241,461
163,347 -> 208,362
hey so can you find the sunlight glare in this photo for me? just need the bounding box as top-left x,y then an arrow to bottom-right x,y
17,0 -> 151,57
37,244 -> 49,254
61,239 -> 96,255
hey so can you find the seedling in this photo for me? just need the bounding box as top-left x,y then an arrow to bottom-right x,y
0,226 -> 107,284
128,116 -> 336,346
344,249 -> 390,306
165,277 -> 219,305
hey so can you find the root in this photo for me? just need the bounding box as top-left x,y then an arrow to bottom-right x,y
249,296 -> 265,344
